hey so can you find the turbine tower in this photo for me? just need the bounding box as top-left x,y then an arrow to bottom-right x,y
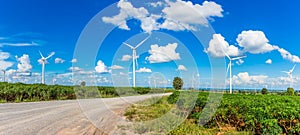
224,52 -> 246,94
282,64 -> 296,88
123,35 -> 150,87
38,51 -> 55,84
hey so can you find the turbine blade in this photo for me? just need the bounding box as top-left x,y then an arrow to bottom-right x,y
135,35 -> 151,49
135,56 -> 138,69
291,64 -> 296,72
231,56 -> 246,61
39,51 -> 44,58
281,71 -> 289,74
221,49 -> 231,60
45,52 -> 55,59
123,42 -> 134,49
226,63 -> 230,76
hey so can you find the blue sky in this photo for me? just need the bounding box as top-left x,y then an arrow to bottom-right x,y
1,0 -> 300,89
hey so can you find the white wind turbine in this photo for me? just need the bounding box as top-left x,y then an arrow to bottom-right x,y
282,64 -> 296,88
38,51 -> 55,84
224,52 -> 246,94
123,35 -> 150,87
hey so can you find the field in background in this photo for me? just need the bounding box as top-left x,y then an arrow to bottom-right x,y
0,82 -> 172,103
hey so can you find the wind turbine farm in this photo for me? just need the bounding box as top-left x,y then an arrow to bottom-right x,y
1,0 -> 300,134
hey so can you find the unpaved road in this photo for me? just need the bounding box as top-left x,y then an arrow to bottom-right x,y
0,93 -> 170,135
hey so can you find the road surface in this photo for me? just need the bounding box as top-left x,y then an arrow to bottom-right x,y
0,93 -> 170,135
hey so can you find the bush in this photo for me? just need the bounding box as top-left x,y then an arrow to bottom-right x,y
287,87 -> 295,96
173,77 -> 183,90
261,88 -> 268,94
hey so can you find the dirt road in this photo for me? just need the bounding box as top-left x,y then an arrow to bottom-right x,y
0,93 -> 170,135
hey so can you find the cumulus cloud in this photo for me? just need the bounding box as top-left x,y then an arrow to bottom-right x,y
177,65 -> 187,71
121,55 -> 132,61
15,54 -> 32,72
146,43 -> 180,63
102,0 -> 223,32
237,30 -> 277,54
266,59 -> 272,64
232,72 -> 268,85
95,60 -> 109,73
102,0 -> 159,33
55,58 -> 65,64
277,48 -> 300,63
136,67 -> 152,73
110,65 -> 124,70
71,58 -> 77,63
205,34 -> 241,57
0,51 -> 13,70
161,0 -> 223,31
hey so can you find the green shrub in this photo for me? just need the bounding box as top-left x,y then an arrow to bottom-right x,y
261,88 -> 268,94
287,87 -> 295,96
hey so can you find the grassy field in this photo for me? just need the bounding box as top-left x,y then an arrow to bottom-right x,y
124,91 -> 300,134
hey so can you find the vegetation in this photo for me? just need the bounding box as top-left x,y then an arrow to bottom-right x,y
287,87 -> 295,96
172,77 -> 183,90
261,88 -> 268,94
125,91 -> 300,134
0,82 -> 170,103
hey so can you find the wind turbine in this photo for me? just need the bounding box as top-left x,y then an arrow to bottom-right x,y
224,52 -> 246,94
123,35 -> 150,87
282,64 -> 296,88
38,51 -> 55,84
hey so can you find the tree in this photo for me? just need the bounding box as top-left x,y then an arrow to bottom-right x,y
80,81 -> 86,87
287,87 -> 294,96
261,88 -> 268,95
173,77 -> 183,90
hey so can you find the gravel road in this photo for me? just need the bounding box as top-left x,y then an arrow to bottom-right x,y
0,93 -> 170,135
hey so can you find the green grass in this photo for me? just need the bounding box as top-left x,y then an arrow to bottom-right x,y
124,96 -> 251,135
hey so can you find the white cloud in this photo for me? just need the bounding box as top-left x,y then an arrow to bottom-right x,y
161,0 -> 223,31
136,67 -> 152,73
121,54 -> 132,61
95,60 -> 109,73
55,58 -> 65,64
236,30 -> 277,54
277,48 -> 300,63
68,67 -> 83,72
177,65 -> 187,71
236,59 -> 244,65
0,42 -> 38,47
146,43 -> 180,63
6,69 -> 17,76
0,51 -> 13,70
71,58 -> 77,63
102,0 -> 223,32
110,65 -> 124,70
266,59 -> 272,64
205,34 -> 241,57
232,72 -> 268,85
150,1 -> 164,7
102,0 -> 159,33
15,54 -> 32,72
